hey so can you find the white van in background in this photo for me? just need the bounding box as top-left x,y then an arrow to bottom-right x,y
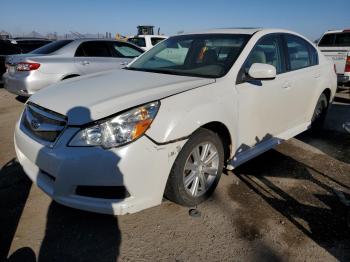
317,29 -> 350,87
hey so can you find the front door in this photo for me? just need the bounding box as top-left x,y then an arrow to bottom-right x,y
235,34 -> 291,151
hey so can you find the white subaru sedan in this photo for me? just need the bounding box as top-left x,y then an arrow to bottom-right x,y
14,29 -> 337,215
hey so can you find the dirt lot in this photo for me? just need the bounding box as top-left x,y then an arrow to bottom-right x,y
0,87 -> 349,262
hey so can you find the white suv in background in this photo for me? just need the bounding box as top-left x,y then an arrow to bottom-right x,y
128,35 -> 168,51
318,29 -> 350,87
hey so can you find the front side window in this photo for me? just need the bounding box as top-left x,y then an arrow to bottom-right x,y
128,37 -> 146,48
128,34 -> 250,78
285,35 -> 311,71
111,42 -> 143,58
75,41 -> 111,57
243,35 -> 284,74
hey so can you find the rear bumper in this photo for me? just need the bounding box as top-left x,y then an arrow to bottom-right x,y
3,71 -> 60,96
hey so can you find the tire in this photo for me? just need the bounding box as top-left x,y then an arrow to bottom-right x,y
164,128 -> 225,206
310,93 -> 328,132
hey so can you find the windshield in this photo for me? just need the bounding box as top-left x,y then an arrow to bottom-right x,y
319,33 -> 350,47
128,34 -> 250,78
30,40 -> 73,54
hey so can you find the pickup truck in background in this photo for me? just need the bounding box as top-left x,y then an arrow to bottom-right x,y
318,29 -> 350,87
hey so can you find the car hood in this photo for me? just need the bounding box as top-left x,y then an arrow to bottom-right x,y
29,69 -> 215,125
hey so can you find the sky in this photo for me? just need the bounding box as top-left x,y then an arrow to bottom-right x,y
0,0 -> 349,41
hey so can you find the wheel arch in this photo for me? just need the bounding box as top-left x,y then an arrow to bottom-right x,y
200,121 -> 232,162
322,88 -> 332,104
61,74 -> 80,80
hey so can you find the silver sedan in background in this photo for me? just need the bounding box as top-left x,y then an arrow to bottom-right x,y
3,39 -> 144,96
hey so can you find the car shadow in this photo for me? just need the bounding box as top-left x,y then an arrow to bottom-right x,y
233,149 -> 350,261
0,159 -> 32,262
297,103 -> 350,164
6,106 -> 123,262
15,96 -> 28,104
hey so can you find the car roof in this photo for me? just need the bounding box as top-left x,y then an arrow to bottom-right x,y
70,38 -> 132,44
133,35 -> 168,38
177,28 -> 304,36
323,29 -> 350,34
46,38 -> 144,56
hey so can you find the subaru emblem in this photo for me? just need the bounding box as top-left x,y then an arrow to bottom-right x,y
31,119 -> 40,130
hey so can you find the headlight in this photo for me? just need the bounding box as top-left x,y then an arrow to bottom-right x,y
69,101 -> 160,148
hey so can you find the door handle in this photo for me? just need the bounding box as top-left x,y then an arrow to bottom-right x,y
282,81 -> 291,89
313,72 -> 321,78
81,61 -> 90,65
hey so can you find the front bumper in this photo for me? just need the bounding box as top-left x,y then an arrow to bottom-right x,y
14,121 -> 186,215
3,71 -> 59,96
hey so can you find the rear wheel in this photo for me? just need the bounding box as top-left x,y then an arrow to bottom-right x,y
311,93 -> 328,131
164,128 -> 224,206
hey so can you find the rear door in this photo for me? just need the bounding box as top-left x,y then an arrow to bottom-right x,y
318,32 -> 350,74
282,33 -> 320,127
74,41 -> 117,75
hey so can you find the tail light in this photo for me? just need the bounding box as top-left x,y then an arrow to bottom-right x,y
16,62 -> 40,71
345,56 -> 350,73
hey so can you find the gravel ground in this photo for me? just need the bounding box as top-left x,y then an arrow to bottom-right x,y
0,87 -> 349,262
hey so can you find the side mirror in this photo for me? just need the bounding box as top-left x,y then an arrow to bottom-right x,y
248,63 -> 276,80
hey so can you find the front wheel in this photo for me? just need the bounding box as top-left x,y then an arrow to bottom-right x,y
164,128 -> 224,206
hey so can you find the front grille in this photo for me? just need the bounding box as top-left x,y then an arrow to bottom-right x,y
76,186 -> 130,199
22,102 -> 67,143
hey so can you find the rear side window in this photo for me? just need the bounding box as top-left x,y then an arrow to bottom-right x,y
151,37 -> 165,46
128,37 -> 146,47
319,33 -> 350,47
285,34 -> 317,71
110,42 -> 143,58
75,41 -> 112,57
30,40 -> 72,54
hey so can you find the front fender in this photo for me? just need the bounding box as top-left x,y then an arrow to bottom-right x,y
146,83 -> 237,148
